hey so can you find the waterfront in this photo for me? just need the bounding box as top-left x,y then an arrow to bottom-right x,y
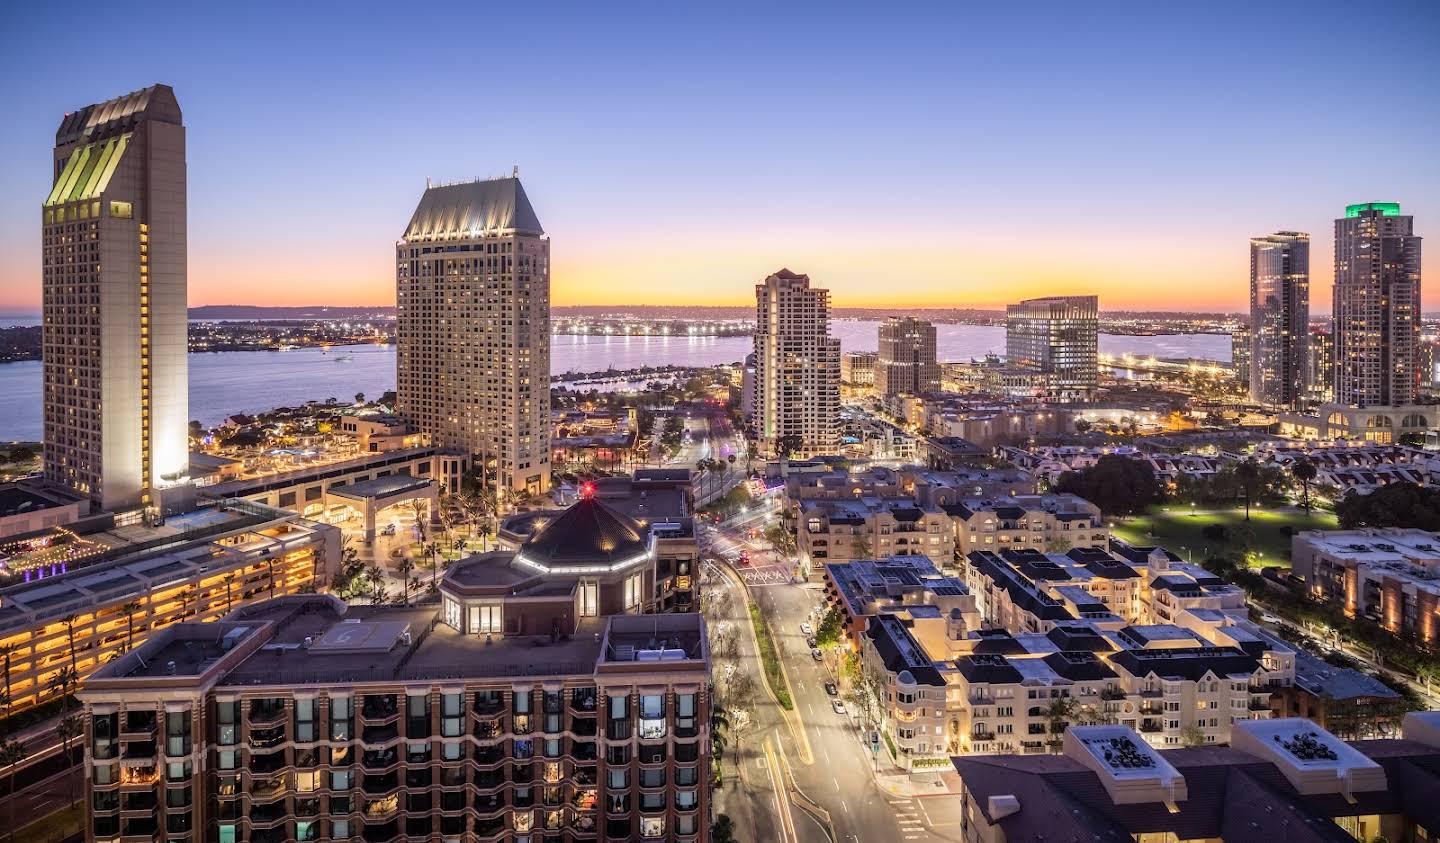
0,321 -> 1229,440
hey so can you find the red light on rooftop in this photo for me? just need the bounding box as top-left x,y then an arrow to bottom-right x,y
580,481 -> 596,500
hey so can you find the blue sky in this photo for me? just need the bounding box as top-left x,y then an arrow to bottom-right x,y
1,0 -> 1437,310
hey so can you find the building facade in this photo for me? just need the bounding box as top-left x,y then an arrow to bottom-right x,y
1333,202 -> 1423,407
0,502 -> 338,716
875,317 -> 940,398
42,85 -> 190,513
1231,323 -> 1251,391
1004,296 -> 1098,403
80,596 -> 711,843
840,350 -> 877,388
1292,528 -> 1440,643
1248,231 -> 1309,408
397,177 -> 551,498
752,269 -> 840,457
1307,325 -> 1334,404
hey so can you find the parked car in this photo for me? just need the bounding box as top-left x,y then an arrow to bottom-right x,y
811,648 -> 824,661
824,682 -> 838,696
799,622 -> 813,636
806,636 -> 817,649
831,699 -> 846,715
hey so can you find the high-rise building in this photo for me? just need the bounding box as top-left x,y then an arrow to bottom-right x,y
841,350 -> 878,387
1004,296 -> 1098,402
875,317 -> 940,397
1307,326 -> 1335,403
42,85 -> 189,513
1249,232 -> 1310,407
1232,323 -> 1251,391
1333,202 -> 1422,407
753,269 -> 840,457
397,176 -> 551,498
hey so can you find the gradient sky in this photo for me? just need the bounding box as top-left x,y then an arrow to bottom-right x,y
2,1 -> 1437,313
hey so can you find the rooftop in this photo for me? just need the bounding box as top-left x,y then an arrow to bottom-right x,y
402,176 -> 544,242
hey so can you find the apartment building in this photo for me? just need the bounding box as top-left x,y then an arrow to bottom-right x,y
80,595 -> 710,843
783,463 -> 1036,509
822,555 -> 980,646
797,498 -> 954,575
840,350 -> 877,388
1292,528 -> 1440,643
944,494 -> 1105,555
0,502 -> 338,715
875,317 -> 940,398
1004,296 -> 1099,403
752,269 -> 841,457
955,716 -> 1440,843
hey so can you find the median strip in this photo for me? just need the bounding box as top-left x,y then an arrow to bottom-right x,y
749,602 -> 795,710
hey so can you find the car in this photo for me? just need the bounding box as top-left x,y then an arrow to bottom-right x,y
805,636 -> 817,649
824,682 -> 838,696
811,648 -> 823,661
1259,613 -> 1282,625
799,622 -> 813,636
831,699 -> 846,715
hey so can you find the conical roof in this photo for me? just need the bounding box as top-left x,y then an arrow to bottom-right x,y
402,176 -> 543,242
520,496 -> 647,567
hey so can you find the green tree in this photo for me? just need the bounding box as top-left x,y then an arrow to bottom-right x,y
1180,724 -> 1206,747
1073,419 -> 1092,435
814,606 -> 844,649
850,532 -> 873,560
711,814 -> 738,843
1291,458 -> 1318,511
1044,697 -> 1077,752
397,557 -> 416,606
1,738 -> 28,840
1336,481 -> 1440,531
1053,454 -> 1162,515
775,433 -> 805,460
56,714 -> 82,803
120,600 -> 143,651
1235,458 -> 1262,521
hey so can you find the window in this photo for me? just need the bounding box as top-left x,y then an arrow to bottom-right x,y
109,201 -> 133,219
624,573 -> 643,609
469,604 -> 501,634
580,581 -> 599,617
296,770 -> 320,792
443,600 -> 461,630
218,824 -> 237,843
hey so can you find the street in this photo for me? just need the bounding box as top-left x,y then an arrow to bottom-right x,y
702,508 -> 964,843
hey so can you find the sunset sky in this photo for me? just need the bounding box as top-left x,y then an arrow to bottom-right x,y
1,1 -> 1437,313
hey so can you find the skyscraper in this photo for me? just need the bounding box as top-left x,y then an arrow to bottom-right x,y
1004,295 -> 1099,402
1307,326 -> 1334,404
1333,203 -> 1422,407
875,316 -> 940,397
753,269 -> 840,457
42,85 -> 189,513
1232,323 -> 1251,391
397,176 -> 551,498
1249,232 -> 1310,408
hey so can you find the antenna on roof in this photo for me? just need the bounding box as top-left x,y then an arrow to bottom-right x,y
512,165 -> 520,179
426,177 -> 431,188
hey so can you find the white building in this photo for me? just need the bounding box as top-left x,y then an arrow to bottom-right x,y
753,269 -> 840,457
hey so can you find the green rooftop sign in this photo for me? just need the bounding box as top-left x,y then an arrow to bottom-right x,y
1345,202 -> 1401,218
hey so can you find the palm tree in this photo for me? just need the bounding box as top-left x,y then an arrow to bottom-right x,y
120,601 -> 143,652
710,704 -> 731,770
1292,458 -> 1318,511
424,542 -> 441,590
1,738 -> 28,840
0,643 -> 16,730
366,564 -> 386,604
56,714 -> 82,804
222,574 -> 238,613
1044,697 -> 1078,752
264,556 -> 278,599
1235,458 -> 1262,521
59,614 -> 79,675
397,557 -> 416,606
179,585 -> 199,620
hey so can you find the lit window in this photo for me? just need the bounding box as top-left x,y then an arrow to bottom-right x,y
109,201 -> 133,219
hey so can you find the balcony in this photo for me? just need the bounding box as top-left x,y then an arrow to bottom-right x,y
250,777 -> 286,801
361,723 -> 399,745
360,696 -> 398,721
1249,698 -> 1272,711
121,740 -> 157,760
250,802 -> 287,826
248,700 -> 287,726
248,750 -> 286,775
121,712 -> 157,737
1139,720 -> 1162,733
249,725 -> 286,749
362,747 -> 399,770
1099,687 -> 1127,701
474,693 -> 506,716
571,716 -> 598,737
362,772 -> 399,796
970,731 -> 995,742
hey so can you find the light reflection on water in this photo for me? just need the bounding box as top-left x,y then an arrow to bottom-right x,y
0,321 -> 1228,441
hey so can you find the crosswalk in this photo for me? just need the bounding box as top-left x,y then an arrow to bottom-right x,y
891,799 -> 926,840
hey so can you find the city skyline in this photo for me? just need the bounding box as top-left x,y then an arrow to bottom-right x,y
2,2 -> 1438,313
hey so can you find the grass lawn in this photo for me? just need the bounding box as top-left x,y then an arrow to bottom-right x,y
1111,505 -> 1338,568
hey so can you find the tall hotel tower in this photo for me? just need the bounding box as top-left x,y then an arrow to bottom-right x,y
1248,232 -> 1310,408
397,176 -> 551,497
41,85 -> 189,513
1333,203 -> 1422,407
875,316 -> 940,397
753,269 -> 840,457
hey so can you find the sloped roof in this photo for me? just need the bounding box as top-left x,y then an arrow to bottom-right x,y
402,177 -> 543,241
520,496 -> 647,567
56,84 -> 182,145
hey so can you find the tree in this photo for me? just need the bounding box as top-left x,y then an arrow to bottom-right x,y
0,644 -> 14,730
1073,419 -> 1092,435
775,433 -> 805,460
59,614 -> 79,675
710,705 -> 731,765
1180,724 -> 1206,747
354,392 -> 365,405
1053,454 -> 1162,515
1336,481 -> 1440,531
711,815 -> 738,843
1,738 -> 28,840
850,532 -> 873,560
120,601 -> 143,652
222,574 -> 238,614
1291,458 -> 1318,511
1044,697 -> 1078,752
1235,458 -> 1262,521
397,557 -> 416,606
814,606 -> 844,649
423,542 -> 441,590
56,714 -> 82,804
366,563 -> 387,604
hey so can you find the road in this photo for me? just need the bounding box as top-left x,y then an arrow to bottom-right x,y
702,508 -> 964,843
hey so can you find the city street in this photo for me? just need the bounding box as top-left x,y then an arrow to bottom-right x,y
702,507 -> 964,842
